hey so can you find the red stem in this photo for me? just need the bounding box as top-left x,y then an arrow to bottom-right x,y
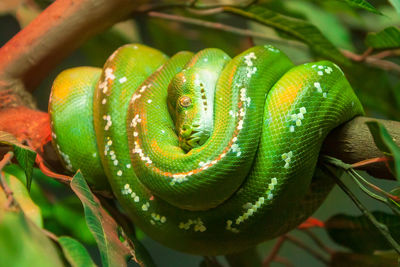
351,156 -> 392,169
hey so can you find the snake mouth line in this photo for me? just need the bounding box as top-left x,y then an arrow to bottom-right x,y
179,123 -> 209,151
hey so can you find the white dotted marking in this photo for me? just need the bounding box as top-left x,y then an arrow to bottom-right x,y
105,68 -> 115,81
282,151 -> 293,169
289,107 -> 306,132
244,52 -> 256,67
119,77 -> 127,83
142,202 -> 150,211
151,213 -> 167,224
179,218 -> 206,232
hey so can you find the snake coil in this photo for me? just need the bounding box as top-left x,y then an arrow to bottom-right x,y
49,44 -> 363,255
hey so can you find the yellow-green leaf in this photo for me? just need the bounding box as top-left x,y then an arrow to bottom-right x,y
71,171 -> 153,267
0,212 -> 63,267
339,0 -> 381,14
0,131 -> 37,190
58,236 -> 96,267
224,5 -> 349,64
1,171 -> 42,227
365,27 -> 400,49
366,121 -> 400,182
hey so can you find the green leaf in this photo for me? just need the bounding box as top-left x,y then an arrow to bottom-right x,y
13,144 -> 36,191
338,0 -> 381,14
284,1 -> 354,50
70,171 -> 147,267
1,171 -> 43,228
51,196 -> 96,245
365,26 -> 400,49
142,11 -> 250,57
366,121 -> 400,182
58,236 -> 96,267
0,212 -> 64,267
389,0 -> 400,14
224,5 -> 349,64
331,252 -> 398,267
325,211 -> 400,253
0,131 -> 37,191
3,164 -> 96,244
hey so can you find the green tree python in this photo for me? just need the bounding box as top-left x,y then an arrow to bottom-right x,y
49,44 -> 363,255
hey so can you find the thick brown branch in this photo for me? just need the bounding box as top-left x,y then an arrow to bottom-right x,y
0,0 -> 149,97
321,116 -> 400,180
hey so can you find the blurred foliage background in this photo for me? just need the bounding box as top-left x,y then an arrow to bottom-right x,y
0,0 -> 400,266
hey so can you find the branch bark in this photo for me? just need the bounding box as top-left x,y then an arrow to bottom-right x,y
0,0 -> 151,106
322,116 -> 400,180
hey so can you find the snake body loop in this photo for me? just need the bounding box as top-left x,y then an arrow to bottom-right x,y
49,44 -> 363,255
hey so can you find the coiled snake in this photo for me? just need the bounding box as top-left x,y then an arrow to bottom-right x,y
49,44 -> 363,255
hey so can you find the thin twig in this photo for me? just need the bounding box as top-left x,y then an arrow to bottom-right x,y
300,229 -> 335,255
0,152 -> 15,208
297,217 -> 325,229
349,171 -> 388,203
186,7 -> 224,15
285,235 -> 330,265
342,47 -> 373,61
323,155 -> 400,203
35,152 -> 72,184
147,11 -> 306,49
341,49 -> 400,73
263,236 -> 286,267
372,48 -> 400,60
322,165 -> 400,255
349,168 -> 400,202
42,228 -> 59,242
351,156 -> 392,169
140,0 -> 258,13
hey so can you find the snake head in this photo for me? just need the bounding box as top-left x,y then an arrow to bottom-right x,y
174,94 -> 210,151
167,60 -> 217,153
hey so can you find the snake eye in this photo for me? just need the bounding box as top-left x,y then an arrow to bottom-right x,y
179,96 -> 192,108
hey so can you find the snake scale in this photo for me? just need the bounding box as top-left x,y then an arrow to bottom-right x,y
49,44 -> 363,255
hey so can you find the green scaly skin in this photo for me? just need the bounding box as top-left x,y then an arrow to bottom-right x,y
49,44 -> 363,255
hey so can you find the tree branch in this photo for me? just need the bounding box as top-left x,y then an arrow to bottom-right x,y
321,116 -> 400,180
0,0 -> 151,98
